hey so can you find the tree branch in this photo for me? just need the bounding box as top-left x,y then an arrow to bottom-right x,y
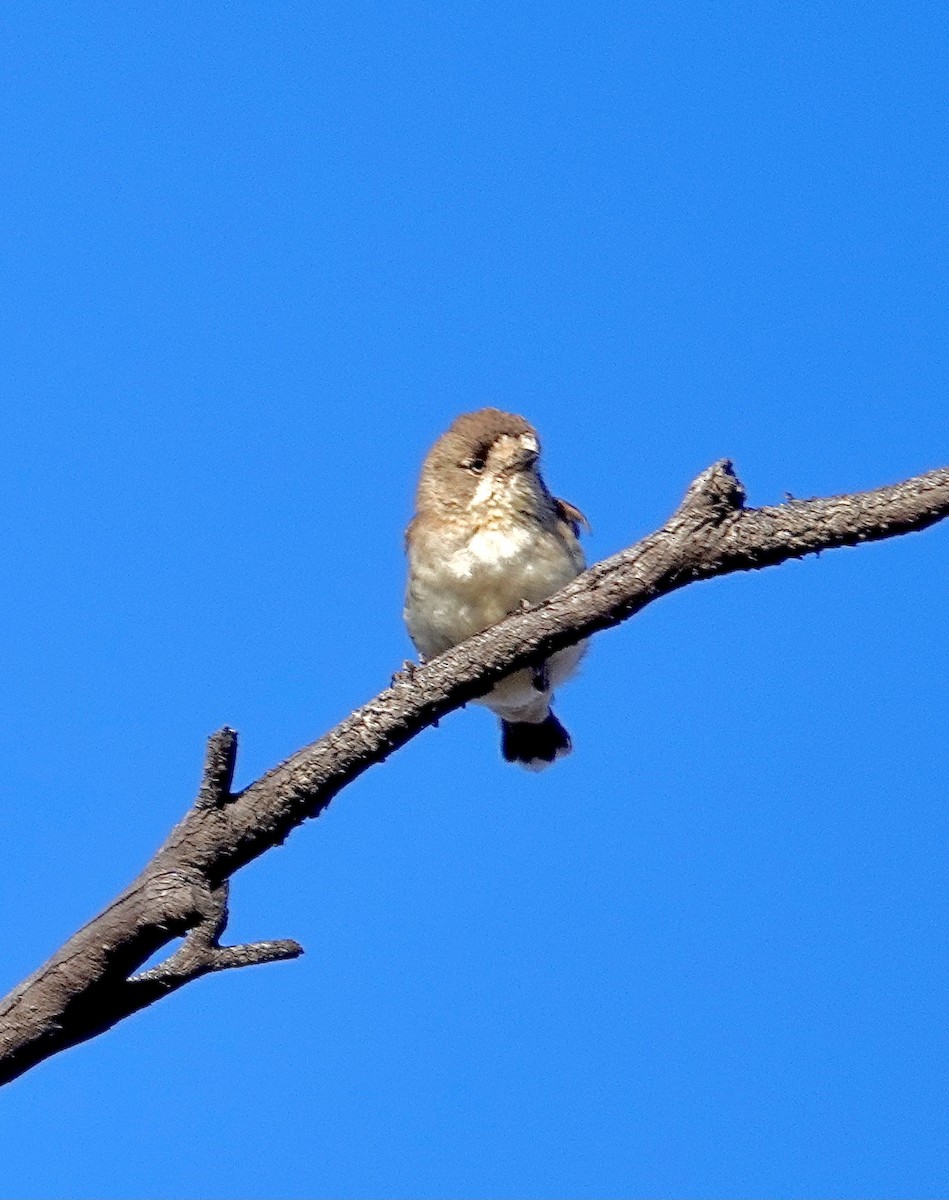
1,460 -> 947,1087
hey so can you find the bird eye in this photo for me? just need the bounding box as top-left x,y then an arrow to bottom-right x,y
464,456 -> 486,474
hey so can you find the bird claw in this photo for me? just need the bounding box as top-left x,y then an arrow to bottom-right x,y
391,659 -> 420,687
530,661 -> 550,692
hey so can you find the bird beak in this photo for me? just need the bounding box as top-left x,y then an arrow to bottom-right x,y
491,431 -> 540,476
515,433 -> 540,470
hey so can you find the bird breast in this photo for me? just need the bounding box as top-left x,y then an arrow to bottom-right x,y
405,517 -> 581,659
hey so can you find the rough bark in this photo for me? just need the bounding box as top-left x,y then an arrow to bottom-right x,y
1,459 -> 947,1087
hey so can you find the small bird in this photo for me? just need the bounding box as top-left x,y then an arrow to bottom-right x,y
404,408 -> 588,769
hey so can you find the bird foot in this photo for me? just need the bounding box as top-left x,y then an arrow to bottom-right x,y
391,659 -> 420,687
530,661 -> 550,692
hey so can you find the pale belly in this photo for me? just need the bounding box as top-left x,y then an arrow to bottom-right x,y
478,641 -> 586,723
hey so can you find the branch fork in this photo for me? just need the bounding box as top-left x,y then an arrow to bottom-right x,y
132,877 -> 302,991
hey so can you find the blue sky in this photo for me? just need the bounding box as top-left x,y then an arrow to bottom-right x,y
1,3 -> 946,1197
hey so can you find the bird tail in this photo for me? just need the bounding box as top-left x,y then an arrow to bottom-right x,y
501,712 -> 572,771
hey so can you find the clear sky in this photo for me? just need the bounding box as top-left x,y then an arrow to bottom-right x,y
1,3 -> 947,1197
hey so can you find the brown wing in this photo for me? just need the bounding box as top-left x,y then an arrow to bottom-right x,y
553,496 -> 591,539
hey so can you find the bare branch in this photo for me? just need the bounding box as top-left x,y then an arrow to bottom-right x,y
1,459 -> 946,1087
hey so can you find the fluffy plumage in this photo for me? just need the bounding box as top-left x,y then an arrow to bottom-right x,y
404,408 -> 587,769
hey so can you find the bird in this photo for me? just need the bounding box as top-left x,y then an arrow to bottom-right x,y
404,408 -> 588,769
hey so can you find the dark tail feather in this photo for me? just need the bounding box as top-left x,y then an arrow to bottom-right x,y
501,712 -> 572,771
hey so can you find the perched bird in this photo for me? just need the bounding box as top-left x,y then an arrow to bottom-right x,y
404,408 -> 588,769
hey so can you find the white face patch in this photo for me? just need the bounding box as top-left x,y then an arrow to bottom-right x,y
469,473 -> 497,508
